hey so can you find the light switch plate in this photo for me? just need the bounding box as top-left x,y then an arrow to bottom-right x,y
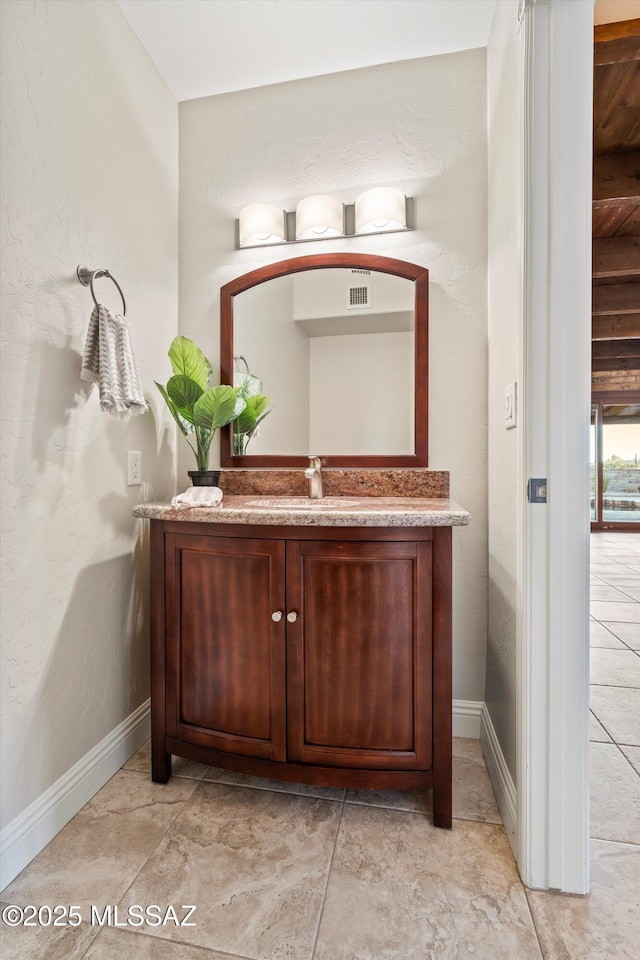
505,382 -> 517,429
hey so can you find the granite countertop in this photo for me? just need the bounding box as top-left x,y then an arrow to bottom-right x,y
132,495 -> 471,527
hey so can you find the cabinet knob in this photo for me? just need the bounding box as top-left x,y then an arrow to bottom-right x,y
271,611 -> 283,622
286,611 -> 298,623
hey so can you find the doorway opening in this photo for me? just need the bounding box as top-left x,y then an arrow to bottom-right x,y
590,396 -> 640,531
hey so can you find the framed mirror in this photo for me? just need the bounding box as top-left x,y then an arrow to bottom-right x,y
220,252 -> 428,467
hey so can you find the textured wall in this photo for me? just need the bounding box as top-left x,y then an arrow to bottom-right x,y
179,51 -> 488,702
0,0 -> 178,829
485,0 -> 523,779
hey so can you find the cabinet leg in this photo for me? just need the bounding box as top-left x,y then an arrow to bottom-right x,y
152,744 -> 172,783
433,776 -> 452,829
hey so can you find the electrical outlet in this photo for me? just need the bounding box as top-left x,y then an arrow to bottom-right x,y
128,451 -> 141,486
505,382 -> 517,429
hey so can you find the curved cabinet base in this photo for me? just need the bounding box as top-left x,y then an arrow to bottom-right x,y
149,519 -> 453,830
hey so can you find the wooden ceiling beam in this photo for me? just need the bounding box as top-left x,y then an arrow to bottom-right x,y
592,357 -> 640,371
592,282 -> 640,315
593,151 -> 640,202
593,338 -> 640,358
592,371 -> 640,391
594,19 -> 640,65
593,237 -> 640,277
593,60 -> 640,152
592,198 -> 640,237
593,315 -> 640,339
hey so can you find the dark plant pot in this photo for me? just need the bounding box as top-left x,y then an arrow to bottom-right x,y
188,470 -> 221,487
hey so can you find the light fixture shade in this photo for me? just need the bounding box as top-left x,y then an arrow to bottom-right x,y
239,203 -> 286,246
295,195 -> 344,240
354,187 -> 406,234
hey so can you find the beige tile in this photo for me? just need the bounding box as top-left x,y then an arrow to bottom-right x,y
590,602 -> 640,624
527,840 -> 640,960
590,711 -> 612,743
590,743 -> 640,845
601,621 -> 640,650
0,901 -> 100,960
201,765 -> 345,801
591,648 -> 640,688
314,806 -> 542,960
619,586 -> 640,602
590,685 -> 640,745
120,781 -> 341,959
592,553 -> 640,562
82,927 -> 244,959
344,740 -> 500,823
590,584 -> 636,602
590,621 -> 627,649
453,736 -> 484,759
620,745 -> 640,775
597,577 -> 640,588
344,785 -> 432,815
124,740 -> 208,781
0,771 -> 197,910
452,738 -> 502,823
590,563 -> 631,575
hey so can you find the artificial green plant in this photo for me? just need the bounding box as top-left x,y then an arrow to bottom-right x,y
155,336 -> 245,472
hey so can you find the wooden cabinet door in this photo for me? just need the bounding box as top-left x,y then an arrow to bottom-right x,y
165,534 -> 286,761
286,540 -> 432,770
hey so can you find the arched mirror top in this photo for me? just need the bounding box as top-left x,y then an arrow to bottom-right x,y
220,252 -> 428,467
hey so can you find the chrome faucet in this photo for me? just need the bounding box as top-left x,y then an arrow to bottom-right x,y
304,456 -> 324,499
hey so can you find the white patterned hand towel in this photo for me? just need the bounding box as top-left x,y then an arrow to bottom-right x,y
81,304 -> 147,417
171,487 -> 224,509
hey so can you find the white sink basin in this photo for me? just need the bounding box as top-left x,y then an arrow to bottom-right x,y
245,497 -> 361,509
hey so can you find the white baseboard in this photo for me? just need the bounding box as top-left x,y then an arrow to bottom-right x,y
452,699 -> 483,739
480,703 -> 518,858
0,699 -> 150,893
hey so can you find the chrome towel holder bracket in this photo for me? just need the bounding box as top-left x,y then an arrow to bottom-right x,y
77,264 -> 127,316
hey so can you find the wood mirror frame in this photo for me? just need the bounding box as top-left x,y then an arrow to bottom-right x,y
220,252 -> 429,467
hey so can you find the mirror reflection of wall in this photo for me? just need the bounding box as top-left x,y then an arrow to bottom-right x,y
233,269 -> 415,456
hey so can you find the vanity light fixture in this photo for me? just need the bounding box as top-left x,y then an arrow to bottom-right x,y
238,203 -> 286,247
236,189 -> 414,249
354,187 -> 407,234
295,194 -> 344,240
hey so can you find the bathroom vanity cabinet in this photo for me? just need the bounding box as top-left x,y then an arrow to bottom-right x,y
142,508 -> 462,829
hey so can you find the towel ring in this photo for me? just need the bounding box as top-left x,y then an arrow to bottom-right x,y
77,265 -> 126,316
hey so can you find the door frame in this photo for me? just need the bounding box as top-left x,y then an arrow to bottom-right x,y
518,0 -> 593,893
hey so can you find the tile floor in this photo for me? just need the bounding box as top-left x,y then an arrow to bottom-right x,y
1,533 -> 638,959
589,533 -> 640,863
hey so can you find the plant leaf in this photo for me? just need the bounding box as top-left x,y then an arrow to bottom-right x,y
233,391 -> 247,417
249,394 -> 270,418
234,372 -> 263,398
234,394 -> 270,435
155,381 -> 193,436
167,375 -> 203,425
168,336 -> 212,390
193,384 -> 241,431
235,404 -> 258,435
